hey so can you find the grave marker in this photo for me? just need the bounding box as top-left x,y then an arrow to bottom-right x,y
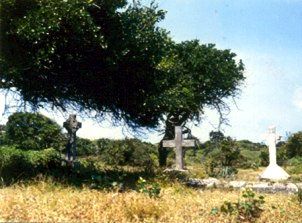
162,126 -> 195,170
63,114 -> 82,165
260,126 -> 289,181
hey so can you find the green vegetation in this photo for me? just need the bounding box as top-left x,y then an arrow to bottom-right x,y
0,112 -> 301,221
285,131 -> 302,158
136,177 -> 161,198
0,146 -> 60,181
157,40 -> 245,166
217,188 -> 265,222
97,138 -> 157,169
0,0 -> 171,128
4,112 -> 64,151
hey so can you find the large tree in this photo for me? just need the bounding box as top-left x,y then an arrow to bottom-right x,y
156,40 -> 245,166
1,1 -> 245,167
0,0 -> 171,128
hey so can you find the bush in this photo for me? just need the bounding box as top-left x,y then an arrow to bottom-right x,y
285,131 -> 302,158
95,138 -> 114,153
0,124 -> 5,146
76,137 -> 97,156
259,150 -> 269,166
218,188 -> 265,222
259,146 -> 288,167
5,112 -> 64,150
205,137 -> 241,178
0,146 -> 61,180
136,177 -> 161,198
238,149 -> 261,169
98,138 -> 157,169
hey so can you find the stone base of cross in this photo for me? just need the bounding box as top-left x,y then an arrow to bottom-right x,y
162,126 -> 195,170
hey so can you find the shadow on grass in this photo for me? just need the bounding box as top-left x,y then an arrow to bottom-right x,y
0,158 -> 157,191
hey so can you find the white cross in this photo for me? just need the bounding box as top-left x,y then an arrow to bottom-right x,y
162,126 -> 195,170
263,125 -> 280,166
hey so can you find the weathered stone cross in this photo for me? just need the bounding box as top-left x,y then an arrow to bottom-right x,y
162,126 -> 195,170
63,114 -> 82,164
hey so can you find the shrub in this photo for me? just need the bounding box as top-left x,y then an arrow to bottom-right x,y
95,138 -> 113,153
285,131 -> 302,158
76,137 -> 97,156
238,149 -> 261,169
0,125 -> 5,146
219,188 -> 265,222
205,137 -> 241,178
136,177 -> 161,198
5,112 -> 64,150
0,146 -> 61,180
259,150 -> 269,166
276,145 -> 288,166
98,138 -> 157,169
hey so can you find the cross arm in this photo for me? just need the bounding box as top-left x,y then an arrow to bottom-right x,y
182,139 -> 195,147
162,140 -> 176,148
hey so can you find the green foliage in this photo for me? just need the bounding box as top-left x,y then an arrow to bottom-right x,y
205,137 -> 241,178
0,0 -> 171,128
95,138 -> 115,154
0,146 -> 60,180
259,150 -> 269,166
287,156 -> 302,166
219,189 -> 265,222
285,132 -> 302,158
90,174 -> 124,191
237,151 -> 260,169
0,125 -> 5,146
237,140 -> 266,151
209,131 -> 225,144
4,112 -> 64,151
282,156 -> 302,181
157,40 -> 245,166
287,163 -> 302,176
276,145 -> 288,166
76,137 -> 97,156
98,138 -> 157,169
259,146 -> 288,167
156,41 -> 245,121
136,177 -> 161,198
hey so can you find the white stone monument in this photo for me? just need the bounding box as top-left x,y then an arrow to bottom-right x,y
260,126 -> 290,181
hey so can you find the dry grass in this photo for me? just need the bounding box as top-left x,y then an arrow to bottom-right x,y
235,168 -> 265,181
0,180 -> 301,223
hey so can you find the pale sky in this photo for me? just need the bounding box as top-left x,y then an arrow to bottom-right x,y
1,0 -> 302,143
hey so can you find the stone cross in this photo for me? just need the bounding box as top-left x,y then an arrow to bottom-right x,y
260,126 -> 290,180
63,114 -> 82,164
162,126 -> 195,170
266,126 -> 280,166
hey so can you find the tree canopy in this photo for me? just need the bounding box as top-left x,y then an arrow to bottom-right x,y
0,0 -> 171,128
4,112 -> 64,150
156,40 -> 245,127
1,0 -> 245,136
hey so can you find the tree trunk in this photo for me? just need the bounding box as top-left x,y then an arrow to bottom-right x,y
158,140 -> 169,166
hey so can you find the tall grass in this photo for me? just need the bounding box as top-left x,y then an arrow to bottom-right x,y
0,180 -> 301,222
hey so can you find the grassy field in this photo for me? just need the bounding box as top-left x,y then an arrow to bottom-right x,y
0,179 -> 301,223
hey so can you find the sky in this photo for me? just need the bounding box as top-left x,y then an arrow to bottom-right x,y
1,0 -> 302,143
